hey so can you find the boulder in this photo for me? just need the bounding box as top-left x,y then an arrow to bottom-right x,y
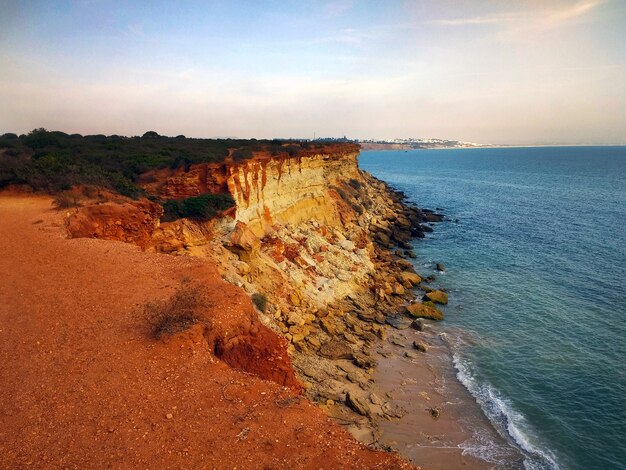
410,319 -> 425,331
424,290 -> 448,305
435,263 -> 446,272
375,232 -> 392,247
353,353 -> 376,370
319,340 -> 354,360
405,302 -> 444,321
228,222 -> 260,253
399,271 -> 422,287
346,392 -> 371,417
386,315 -> 413,330
413,340 -> 428,352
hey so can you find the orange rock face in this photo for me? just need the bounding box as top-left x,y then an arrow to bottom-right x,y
66,199 -> 163,247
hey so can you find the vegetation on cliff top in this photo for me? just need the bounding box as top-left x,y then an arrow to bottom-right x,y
0,129 -> 355,198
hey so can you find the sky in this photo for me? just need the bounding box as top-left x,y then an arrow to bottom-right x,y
1,0 -> 625,144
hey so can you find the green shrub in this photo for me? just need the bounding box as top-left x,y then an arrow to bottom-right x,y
162,194 -> 235,222
251,293 -> 268,312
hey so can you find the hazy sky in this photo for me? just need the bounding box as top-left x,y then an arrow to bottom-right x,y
1,0 -> 625,144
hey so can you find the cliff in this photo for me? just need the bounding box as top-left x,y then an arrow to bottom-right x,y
65,143 -> 442,444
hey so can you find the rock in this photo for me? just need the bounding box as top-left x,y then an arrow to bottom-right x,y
405,302 -> 444,321
392,283 -> 405,295
336,270 -> 352,282
346,392 -> 371,417
369,393 -> 382,405
386,314 -> 413,330
435,263 -> 446,272
319,318 -> 336,335
228,222 -> 260,253
287,312 -> 305,326
353,353 -> 376,370
390,336 -> 406,347
428,406 -> 441,419
410,319 -> 425,331
424,290 -> 448,305
292,333 -> 306,344
413,340 -> 428,352
404,351 -> 421,360
319,340 -> 354,360
307,336 -> 321,348
404,250 -> 417,259
375,232 -> 392,247
424,213 -> 444,222
399,271 -> 422,287
289,291 -> 302,306
395,259 -> 414,271
424,275 -> 436,283
357,310 -> 376,322
421,224 -> 434,233
339,239 -> 356,251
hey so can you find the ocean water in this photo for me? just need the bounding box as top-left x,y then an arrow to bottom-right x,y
359,147 -> 626,470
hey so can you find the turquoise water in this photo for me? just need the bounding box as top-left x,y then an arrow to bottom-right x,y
359,147 -> 626,470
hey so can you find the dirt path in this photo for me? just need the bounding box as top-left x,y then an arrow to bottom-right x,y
0,196 -> 412,469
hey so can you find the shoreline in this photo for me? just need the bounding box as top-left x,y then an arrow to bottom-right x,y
354,187 -> 525,469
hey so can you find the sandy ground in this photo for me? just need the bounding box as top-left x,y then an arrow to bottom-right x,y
0,196 -> 411,469
373,327 -> 525,469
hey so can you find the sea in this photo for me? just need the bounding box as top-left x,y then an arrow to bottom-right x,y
359,146 -> 626,470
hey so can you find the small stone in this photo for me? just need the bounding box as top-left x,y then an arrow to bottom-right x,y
428,406 -> 441,419
166,413 -> 173,420
413,340 -> 428,352
410,319 -> 425,331
390,336 -> 406,347
404,351 -> 420,359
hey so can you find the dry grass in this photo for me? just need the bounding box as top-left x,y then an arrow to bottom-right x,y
144,280 -> 213,339
52,191 -> 82,209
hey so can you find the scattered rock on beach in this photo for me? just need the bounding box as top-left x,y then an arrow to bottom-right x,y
405,302 -> 444,321
410,319 -> 425,331
346,391 -> 371,417
424,290 -> 448,305
319,340 -> 354,360
386,315 -> 413,330
413,340 -> 428,352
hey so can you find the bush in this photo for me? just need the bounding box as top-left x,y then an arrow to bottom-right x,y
162,194 -> 235,222
143,282 -> 212,339
53,191 -> 82,209
251,293 -> 268,312
231,148 -> 253,161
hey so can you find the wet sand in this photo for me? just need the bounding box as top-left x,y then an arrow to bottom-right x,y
373,324 -> 525,469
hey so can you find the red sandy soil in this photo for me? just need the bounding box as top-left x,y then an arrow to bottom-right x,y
0,195 -> 412,469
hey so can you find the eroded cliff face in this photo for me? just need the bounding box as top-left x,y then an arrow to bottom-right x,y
65,144 -> 440,444
225,151 -> 360,236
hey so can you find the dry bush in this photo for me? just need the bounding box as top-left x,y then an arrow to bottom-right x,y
52,191 -> 82,209
144,281 -> 213,339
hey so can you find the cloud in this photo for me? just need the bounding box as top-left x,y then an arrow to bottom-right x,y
322,0 -> 355,17
431,0 -> 604,31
